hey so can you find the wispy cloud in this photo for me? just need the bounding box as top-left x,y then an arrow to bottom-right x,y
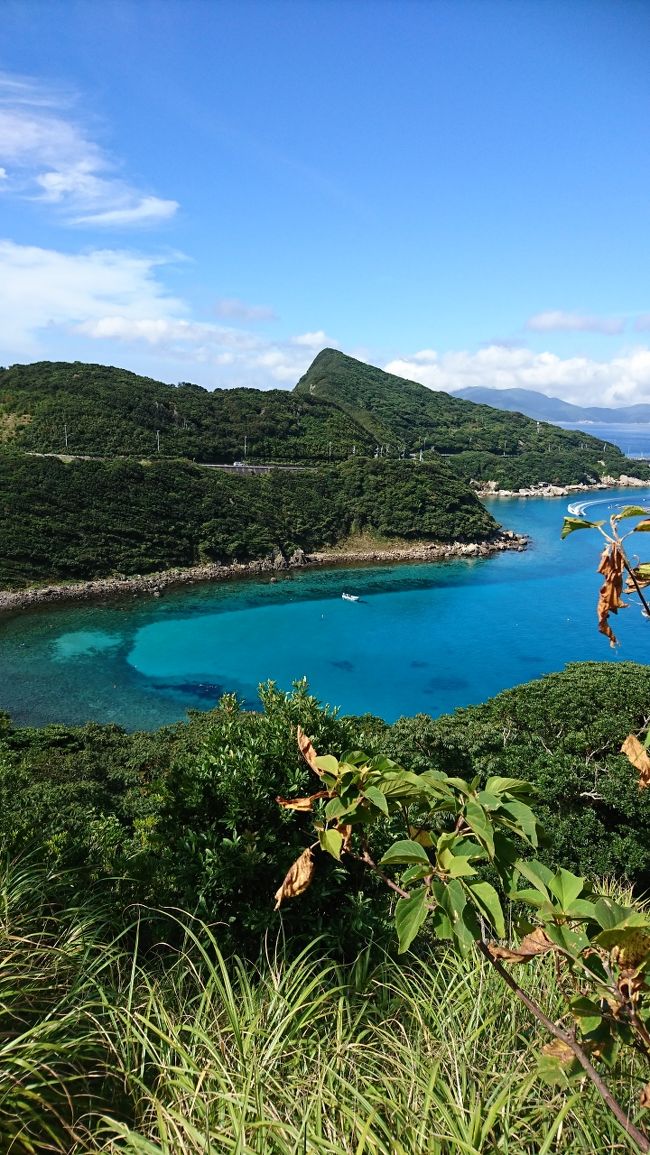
385,345 -> 650,407
214,297 -> 277,322
526,310 -> 625,334
0,239 -> 184,351
0,73 -> 178,228
0,239 -> 329,385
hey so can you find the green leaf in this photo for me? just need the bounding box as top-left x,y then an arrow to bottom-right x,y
475,790 -> 502,810
437,834 -> 486,861
537,1051 -> 582,1086
401,863 -> 432,885
339,749 -> 371,766
564,898 -> 597,920
593,897 -> 631,931
544,922 -> 590,957
594,919 -> 650,951
547,868 -> 586,912
319,828 -> 343,860
324,796 -> 351,822
569,996 -> 603,1034
437,848 -> 477,877
367,754 -> 402,773
561,516 -> 604,539
429,906 -> 453,941
497,800 -> 539,847
395,886 -> 429,953
464,800 -> 495,857
509,887 -> 550,909
439,878 -> 481,954
380,839 -> 431,867
613,505 -> 649,519
632,520 -> 650,531
465,879 -> 505,938
314,754 -> 340,776
376,770 -> 432,802
485,776 -> 535,799
515,859 -> 553,897
363,785 -> 389,815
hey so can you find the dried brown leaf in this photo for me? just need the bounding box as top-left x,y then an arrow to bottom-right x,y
297,725 -> 319,771
597,543 -> 627,647
276,791 -> 331,811
541,1039 -> 575,1065
488,927 -> 556,964
274,848 -> 315,910
640,1083 -> 650,1109
621,734 -> 650,790
337,823 -> 353,851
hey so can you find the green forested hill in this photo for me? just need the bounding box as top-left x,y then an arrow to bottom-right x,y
1,353 -> 645,487
295,348 -> 647,486
0,360 -> 375,463
0,452 -> 497,587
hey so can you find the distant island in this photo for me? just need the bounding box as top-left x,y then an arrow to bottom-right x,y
453,384 -> 650,425
1,349 -> 647,592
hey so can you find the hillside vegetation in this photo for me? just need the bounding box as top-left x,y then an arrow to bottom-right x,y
2,351 -> 645,487
295,348 -> 646,485
1,663 -> 648,949
0,451 -> 497,587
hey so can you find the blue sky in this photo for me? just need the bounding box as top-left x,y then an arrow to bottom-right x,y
2,0 -> 649,404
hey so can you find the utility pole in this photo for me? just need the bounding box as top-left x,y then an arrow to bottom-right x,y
243,434 -> 247,459
328,440 -> 332,458
352,443 -> 356,456
156,429 -> 160,453
63,423 -> 68,449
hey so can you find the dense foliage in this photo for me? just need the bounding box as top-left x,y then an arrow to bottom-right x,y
0,451 -> 497,586
1,663 -> 649,956
2,352 -> 644,487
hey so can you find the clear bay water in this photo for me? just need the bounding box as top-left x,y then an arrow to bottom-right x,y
1,486 -> 649,730
557,421 -> 650,458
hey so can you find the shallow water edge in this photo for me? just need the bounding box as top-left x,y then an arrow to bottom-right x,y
0,530 -> 527,616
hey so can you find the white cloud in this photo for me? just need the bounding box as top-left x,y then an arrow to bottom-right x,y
0,239 -> 329,386
384,345 -> 650,407
214,297 -> 277,322
291,330 -> 337,348
0,239 -> 183,351
0,73 -> 178,228
526,310 -> 625,335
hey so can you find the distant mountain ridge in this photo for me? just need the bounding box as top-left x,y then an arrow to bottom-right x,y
453,385 -> 650,424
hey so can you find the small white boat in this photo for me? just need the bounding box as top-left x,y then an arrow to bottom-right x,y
341,592 -> 360,602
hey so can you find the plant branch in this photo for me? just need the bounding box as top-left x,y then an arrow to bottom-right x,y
476,940 -> 650,1153
622,554 -> 650,619
351,845 -> 649,1153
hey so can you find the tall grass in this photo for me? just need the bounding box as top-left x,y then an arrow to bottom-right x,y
0,861 -> 646,1154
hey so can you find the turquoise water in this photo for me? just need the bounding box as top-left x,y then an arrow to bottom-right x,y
1,487 -> 649,729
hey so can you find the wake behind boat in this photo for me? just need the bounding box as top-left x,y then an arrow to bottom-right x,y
341,592 -> 360,602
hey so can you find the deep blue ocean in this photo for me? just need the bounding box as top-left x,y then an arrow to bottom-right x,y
558,422 -> 650,458
1,486 -> 649,730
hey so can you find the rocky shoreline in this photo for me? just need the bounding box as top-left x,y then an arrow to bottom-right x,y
476,473 -> 649,498
0,531 -> 528,615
